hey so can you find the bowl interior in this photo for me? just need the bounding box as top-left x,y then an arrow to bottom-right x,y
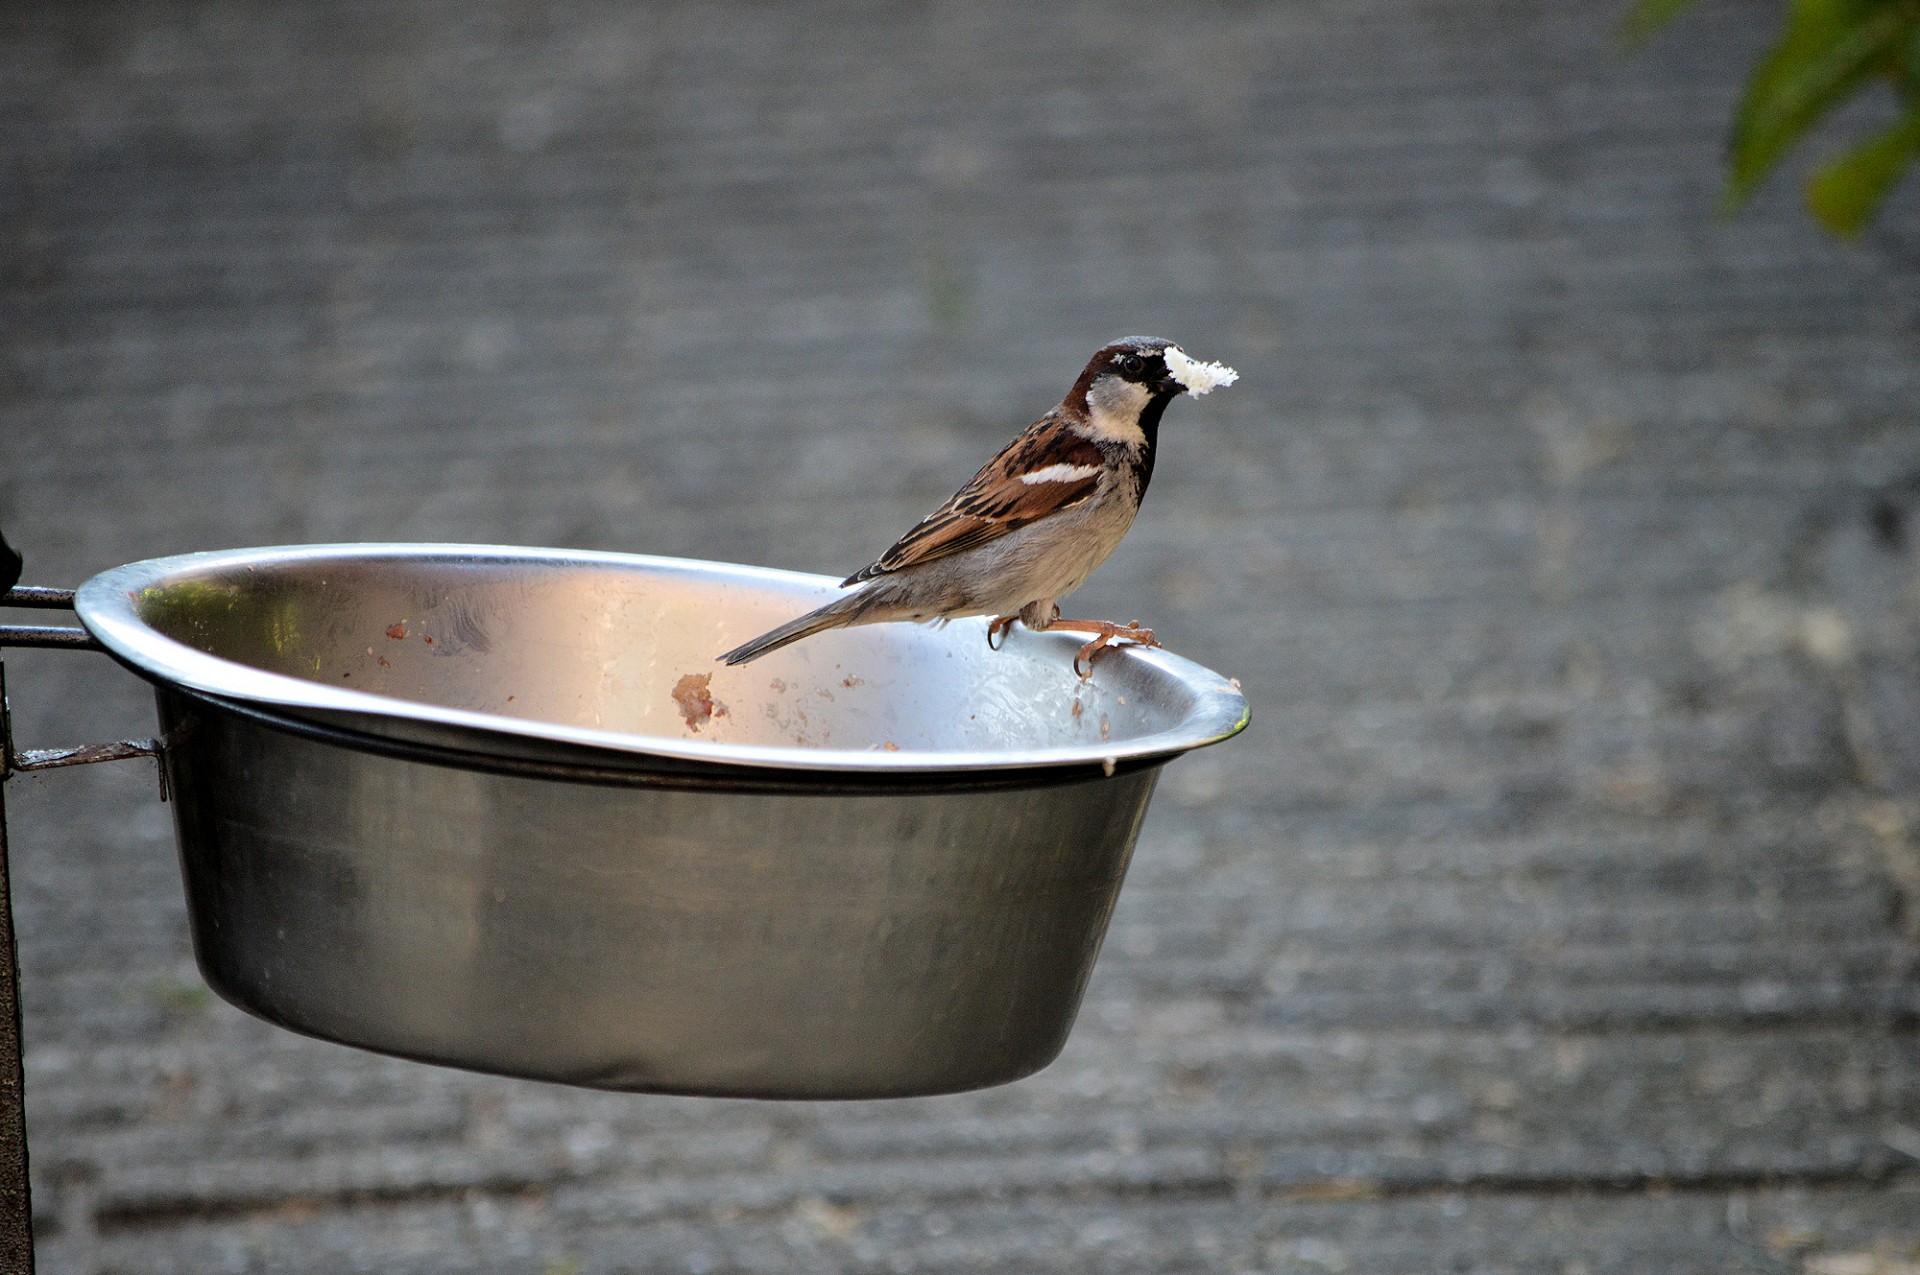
79,545 -> 1248,772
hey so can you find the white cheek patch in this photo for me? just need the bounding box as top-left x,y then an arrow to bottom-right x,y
1086,375 -> 1152,444
1163,345 -> 1239,396
1019,463 -> 1103,485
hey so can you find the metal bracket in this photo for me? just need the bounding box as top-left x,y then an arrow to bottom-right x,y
0,588 -> 164,798
0,587 -> 98,655
4,740 -> 170,802
0,545 -> 39,1271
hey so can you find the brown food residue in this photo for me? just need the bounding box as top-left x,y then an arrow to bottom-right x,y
422,635 -> 435,646
671,672 -> 727,732
386,623 -> 408,640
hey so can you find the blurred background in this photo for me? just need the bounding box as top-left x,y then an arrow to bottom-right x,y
4,0 -> 1919,1271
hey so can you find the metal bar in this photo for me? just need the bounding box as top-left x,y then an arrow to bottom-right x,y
6,737 -> 169,801
0,628 -> 98,653
0,664 -> 38,1272
0,591 -> 74,612
11,740 -> 163,772
0,607 -> 168,793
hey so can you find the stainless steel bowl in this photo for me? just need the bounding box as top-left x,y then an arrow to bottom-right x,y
75,544 -> 1249,1097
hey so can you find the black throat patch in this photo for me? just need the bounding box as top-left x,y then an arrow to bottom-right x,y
1130,390 -> 1176,495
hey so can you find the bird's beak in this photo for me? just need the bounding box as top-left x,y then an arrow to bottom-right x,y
1152,346 -> 1187,394
1161,346 -> 1240,397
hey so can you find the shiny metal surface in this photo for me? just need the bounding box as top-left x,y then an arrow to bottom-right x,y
71,544 -> 1250,1096
76,544 -> 1249,777
160,690 -> 1156,1096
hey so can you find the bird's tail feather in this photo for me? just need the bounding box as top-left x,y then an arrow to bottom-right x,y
718,597 -> 862,666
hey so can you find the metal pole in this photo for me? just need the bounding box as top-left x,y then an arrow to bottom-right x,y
0,662 -> 37,1272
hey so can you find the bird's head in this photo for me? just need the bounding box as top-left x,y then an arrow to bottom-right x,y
1068,336 -> 1237,445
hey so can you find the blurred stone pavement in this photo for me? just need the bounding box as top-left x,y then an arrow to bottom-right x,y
3,1 -> 1920,1271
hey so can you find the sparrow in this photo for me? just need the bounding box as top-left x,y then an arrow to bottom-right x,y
718,336 -> 1238,675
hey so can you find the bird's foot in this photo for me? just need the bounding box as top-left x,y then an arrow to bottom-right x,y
986,615 -> 1019,650
1042,619 -> 1159,678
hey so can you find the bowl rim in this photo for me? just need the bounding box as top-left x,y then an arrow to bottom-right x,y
75,542 -> 1251,776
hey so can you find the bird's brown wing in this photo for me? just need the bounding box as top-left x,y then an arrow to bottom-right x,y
843,415 -> 1105,586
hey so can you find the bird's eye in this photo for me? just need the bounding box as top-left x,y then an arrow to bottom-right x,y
1119,354 -> 1145,375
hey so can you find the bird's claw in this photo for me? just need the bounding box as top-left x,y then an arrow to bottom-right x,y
1050,620 -> 1158,679
986,615 -> 1018,651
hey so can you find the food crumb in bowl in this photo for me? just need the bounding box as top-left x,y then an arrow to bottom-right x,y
884,741 -> 899,751
386,623 -> 408,640
672,672 -> 727,732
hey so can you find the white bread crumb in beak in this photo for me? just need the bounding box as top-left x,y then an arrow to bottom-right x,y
1163,345 -> 1239,396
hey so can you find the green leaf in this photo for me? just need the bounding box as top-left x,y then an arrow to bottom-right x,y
1805,107 -> 1920,237
1722,0 -> 1910,214
1618,0 -> 1700,47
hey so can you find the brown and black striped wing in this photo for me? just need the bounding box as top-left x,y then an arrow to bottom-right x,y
843,415 -> 1105,586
